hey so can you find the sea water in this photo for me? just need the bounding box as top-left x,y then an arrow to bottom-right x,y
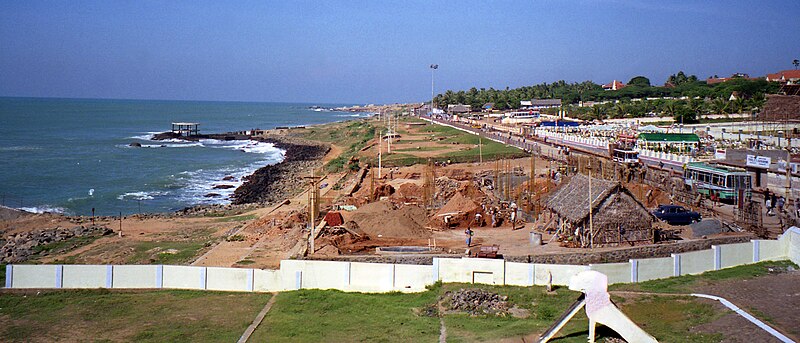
0,97 -> 368,215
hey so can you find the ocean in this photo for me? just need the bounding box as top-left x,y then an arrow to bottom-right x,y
0,97 -> 368,216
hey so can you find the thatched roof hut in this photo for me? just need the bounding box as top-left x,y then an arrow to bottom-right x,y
759,95 -> 800,121
544,174 -> 654,247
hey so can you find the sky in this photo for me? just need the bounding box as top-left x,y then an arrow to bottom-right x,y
1,0 -> 799,104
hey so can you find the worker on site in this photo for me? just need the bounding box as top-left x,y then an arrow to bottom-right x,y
465,227 -> 474,248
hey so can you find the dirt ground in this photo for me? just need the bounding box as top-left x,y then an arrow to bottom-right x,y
693,270 -> 800,341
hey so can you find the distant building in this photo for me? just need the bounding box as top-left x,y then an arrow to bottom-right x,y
521,99 -> 562,110
482,103 -> 494,112
636,133 -> 700,153
602,80 -> 625,91
447,104 -> 471,114
707,73 -> 757,85
766,70 -> 800,84
759,95 -> 800,121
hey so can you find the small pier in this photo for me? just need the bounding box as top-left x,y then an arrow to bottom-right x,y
171,122 -> 200,137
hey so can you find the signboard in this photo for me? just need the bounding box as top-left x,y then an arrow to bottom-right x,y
714,149 -> 726,160
746,154 -> 771,169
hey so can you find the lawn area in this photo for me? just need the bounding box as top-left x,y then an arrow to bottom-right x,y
0,289 -> 270,342
126,240 -> 211,264
251,288 -> 440,342
213,213 -> 257,222
609,260 -> 797,294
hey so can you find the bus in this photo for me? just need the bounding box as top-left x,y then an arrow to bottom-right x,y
612,149 -> 639,164
683,162 -> 751,202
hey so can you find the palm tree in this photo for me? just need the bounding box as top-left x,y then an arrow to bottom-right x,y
794,59 -> 800,70
711,98 -> 728,115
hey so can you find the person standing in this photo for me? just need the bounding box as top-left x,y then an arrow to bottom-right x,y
465,227 -> 474,247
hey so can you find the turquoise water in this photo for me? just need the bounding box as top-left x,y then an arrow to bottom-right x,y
0,97 -> 365,216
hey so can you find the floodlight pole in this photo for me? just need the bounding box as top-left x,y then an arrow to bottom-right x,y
588,166 -> 593,249
430,64 -> 438,116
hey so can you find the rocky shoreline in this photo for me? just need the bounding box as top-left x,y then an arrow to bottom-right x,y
148,130 -> 330,209
232,135 -> 330,205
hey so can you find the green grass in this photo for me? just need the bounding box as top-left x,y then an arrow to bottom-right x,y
0,289 -> 270,342
27,235 -> 102,262
610,260 -> 797,294
126,241 -> 210,265
394,146 -> 450,152
252,289 -> 440,342
213,214 -> 257,222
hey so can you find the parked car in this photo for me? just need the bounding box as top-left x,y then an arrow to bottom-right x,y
652,204 -> 701,225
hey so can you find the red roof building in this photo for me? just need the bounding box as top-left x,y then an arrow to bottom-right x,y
602,80 -> 625,91
766,70 -> 800,83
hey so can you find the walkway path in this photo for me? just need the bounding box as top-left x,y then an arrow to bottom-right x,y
237,292 -> 279,343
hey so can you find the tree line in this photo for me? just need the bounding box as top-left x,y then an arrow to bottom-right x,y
433,71 -> 780,123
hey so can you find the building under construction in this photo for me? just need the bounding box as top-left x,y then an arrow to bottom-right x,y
543,174 -> 655,247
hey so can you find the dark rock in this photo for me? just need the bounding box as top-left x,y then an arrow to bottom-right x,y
129,142 -> 142,147
222,175 -> 235,181
204,193 -> 222,198
212,184 -> 235,189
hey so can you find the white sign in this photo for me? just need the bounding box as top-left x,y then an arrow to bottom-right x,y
746,154 -> 771,169
714,149 -> 726,160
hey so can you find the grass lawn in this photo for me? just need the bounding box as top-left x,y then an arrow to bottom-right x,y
126,240 -> 211,265
251,288 -> 440,342
610,260 -> 797,294
0,289 -> 270,342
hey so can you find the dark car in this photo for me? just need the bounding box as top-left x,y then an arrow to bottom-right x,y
652,204 -> 701,225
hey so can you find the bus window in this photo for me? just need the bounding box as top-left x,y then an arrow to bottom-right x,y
726,175 -> 733,188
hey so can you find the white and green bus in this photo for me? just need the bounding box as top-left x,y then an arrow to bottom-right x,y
684,162 -> 752,202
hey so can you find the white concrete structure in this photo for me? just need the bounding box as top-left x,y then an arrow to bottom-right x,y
4,229 -> 800,293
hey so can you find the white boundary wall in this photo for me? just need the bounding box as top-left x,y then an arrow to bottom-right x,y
5,229 -> 800,292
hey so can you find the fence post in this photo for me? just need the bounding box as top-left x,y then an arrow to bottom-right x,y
105,265 -> 113,288
55,265 -> 63,289
630,259 -> 639,283
712,246 -> 721,270
671,253 -> 681,276
156,265 -> 164,288
528,263 -> 535,286
247,269 -> 254,292
432,258 -> 440,283
200,267 -> 207,290
752,240 -> 760,263
294,271 -> 302,290
4,265 -> 12,288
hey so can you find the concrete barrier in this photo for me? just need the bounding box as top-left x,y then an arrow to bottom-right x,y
634,257 -> 673,282
677,249 -> 715,275
163,265 -> 205,290
4,237 -> 796,293
206,267 -> 251,292
10,264 -> 59,288
717,242 -> 753,269
113,265 -> 159,288
62,265 -> 107,288
589,262 -> 631,285
505,262 -> 534,286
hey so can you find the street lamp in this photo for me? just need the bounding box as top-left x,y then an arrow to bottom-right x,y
430,64 -> 438,116
721,128 -> 726,141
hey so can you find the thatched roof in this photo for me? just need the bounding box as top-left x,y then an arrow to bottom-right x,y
546,174 -> 653,224
545,174 -> 619,224
760,95 -> 800,121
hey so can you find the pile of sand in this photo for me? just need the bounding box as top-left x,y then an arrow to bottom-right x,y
349,201 -> 430,238
433,192 -> 483,228
397,182 -> 422,198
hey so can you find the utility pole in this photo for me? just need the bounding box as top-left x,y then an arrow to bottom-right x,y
377,128 -> 382,178
479,136 -> 483,164
305,170 -> 322,255
430,64 -> 438,116
588,166 -> 594,249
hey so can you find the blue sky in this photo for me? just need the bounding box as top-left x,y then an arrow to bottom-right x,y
1,0 -> 799,104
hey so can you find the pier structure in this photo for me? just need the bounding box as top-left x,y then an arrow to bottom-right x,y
171,122 -> 200,137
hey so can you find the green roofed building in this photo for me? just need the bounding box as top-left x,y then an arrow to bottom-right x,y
636,133 -> 700,153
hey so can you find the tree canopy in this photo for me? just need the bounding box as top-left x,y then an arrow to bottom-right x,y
627,76 -> 651,87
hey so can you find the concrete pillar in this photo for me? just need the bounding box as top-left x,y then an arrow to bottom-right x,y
55,265 -> 63,289
105,265 -> 113,288
671,253 -> 681,276
432,258 -> 440,283
200,267 -> 207,290
156,265 -> 164,289
752,240 -> 761,263
295,271 -> 302,290
630,259 -> 639,283
4,265 -> 12,288
246,269 -> 254,292
713,246 -> 721,270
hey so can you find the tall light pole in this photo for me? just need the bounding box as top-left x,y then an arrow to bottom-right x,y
430,64 -> 438,116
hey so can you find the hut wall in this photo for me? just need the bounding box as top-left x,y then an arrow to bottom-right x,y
591,193 -> 653,246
